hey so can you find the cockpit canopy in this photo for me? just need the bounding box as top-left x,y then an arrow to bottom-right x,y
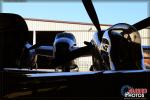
109,23 -> 141,44
55,32 -> 76,43
100,23 -> 145,70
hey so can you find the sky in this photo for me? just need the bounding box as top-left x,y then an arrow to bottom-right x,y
1,0 -> 149,25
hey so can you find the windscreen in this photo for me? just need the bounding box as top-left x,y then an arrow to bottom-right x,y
55,33 -> 76,42
109,23 -> 141,44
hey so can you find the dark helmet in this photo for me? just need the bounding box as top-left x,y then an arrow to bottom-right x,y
99,23 -> 145,70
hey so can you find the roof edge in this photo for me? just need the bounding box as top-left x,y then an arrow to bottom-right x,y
24,18 -> 112,26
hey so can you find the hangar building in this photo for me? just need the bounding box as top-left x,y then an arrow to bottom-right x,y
25,18 -> 150,71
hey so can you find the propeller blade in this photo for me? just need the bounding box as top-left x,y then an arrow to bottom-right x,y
51,45 -> 93,66
82,0 -> 103,40
133,17 -> 150,30
69,45 -> 93,59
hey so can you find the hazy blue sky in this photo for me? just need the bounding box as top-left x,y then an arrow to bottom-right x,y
1,0 -> 149,25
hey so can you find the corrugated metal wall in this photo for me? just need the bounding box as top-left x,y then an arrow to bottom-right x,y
139,28 -> 150,46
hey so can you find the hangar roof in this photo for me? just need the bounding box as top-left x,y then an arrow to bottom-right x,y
24,18 -> 112,26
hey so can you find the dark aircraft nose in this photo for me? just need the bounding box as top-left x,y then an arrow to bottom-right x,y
55,42 -> 70,57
